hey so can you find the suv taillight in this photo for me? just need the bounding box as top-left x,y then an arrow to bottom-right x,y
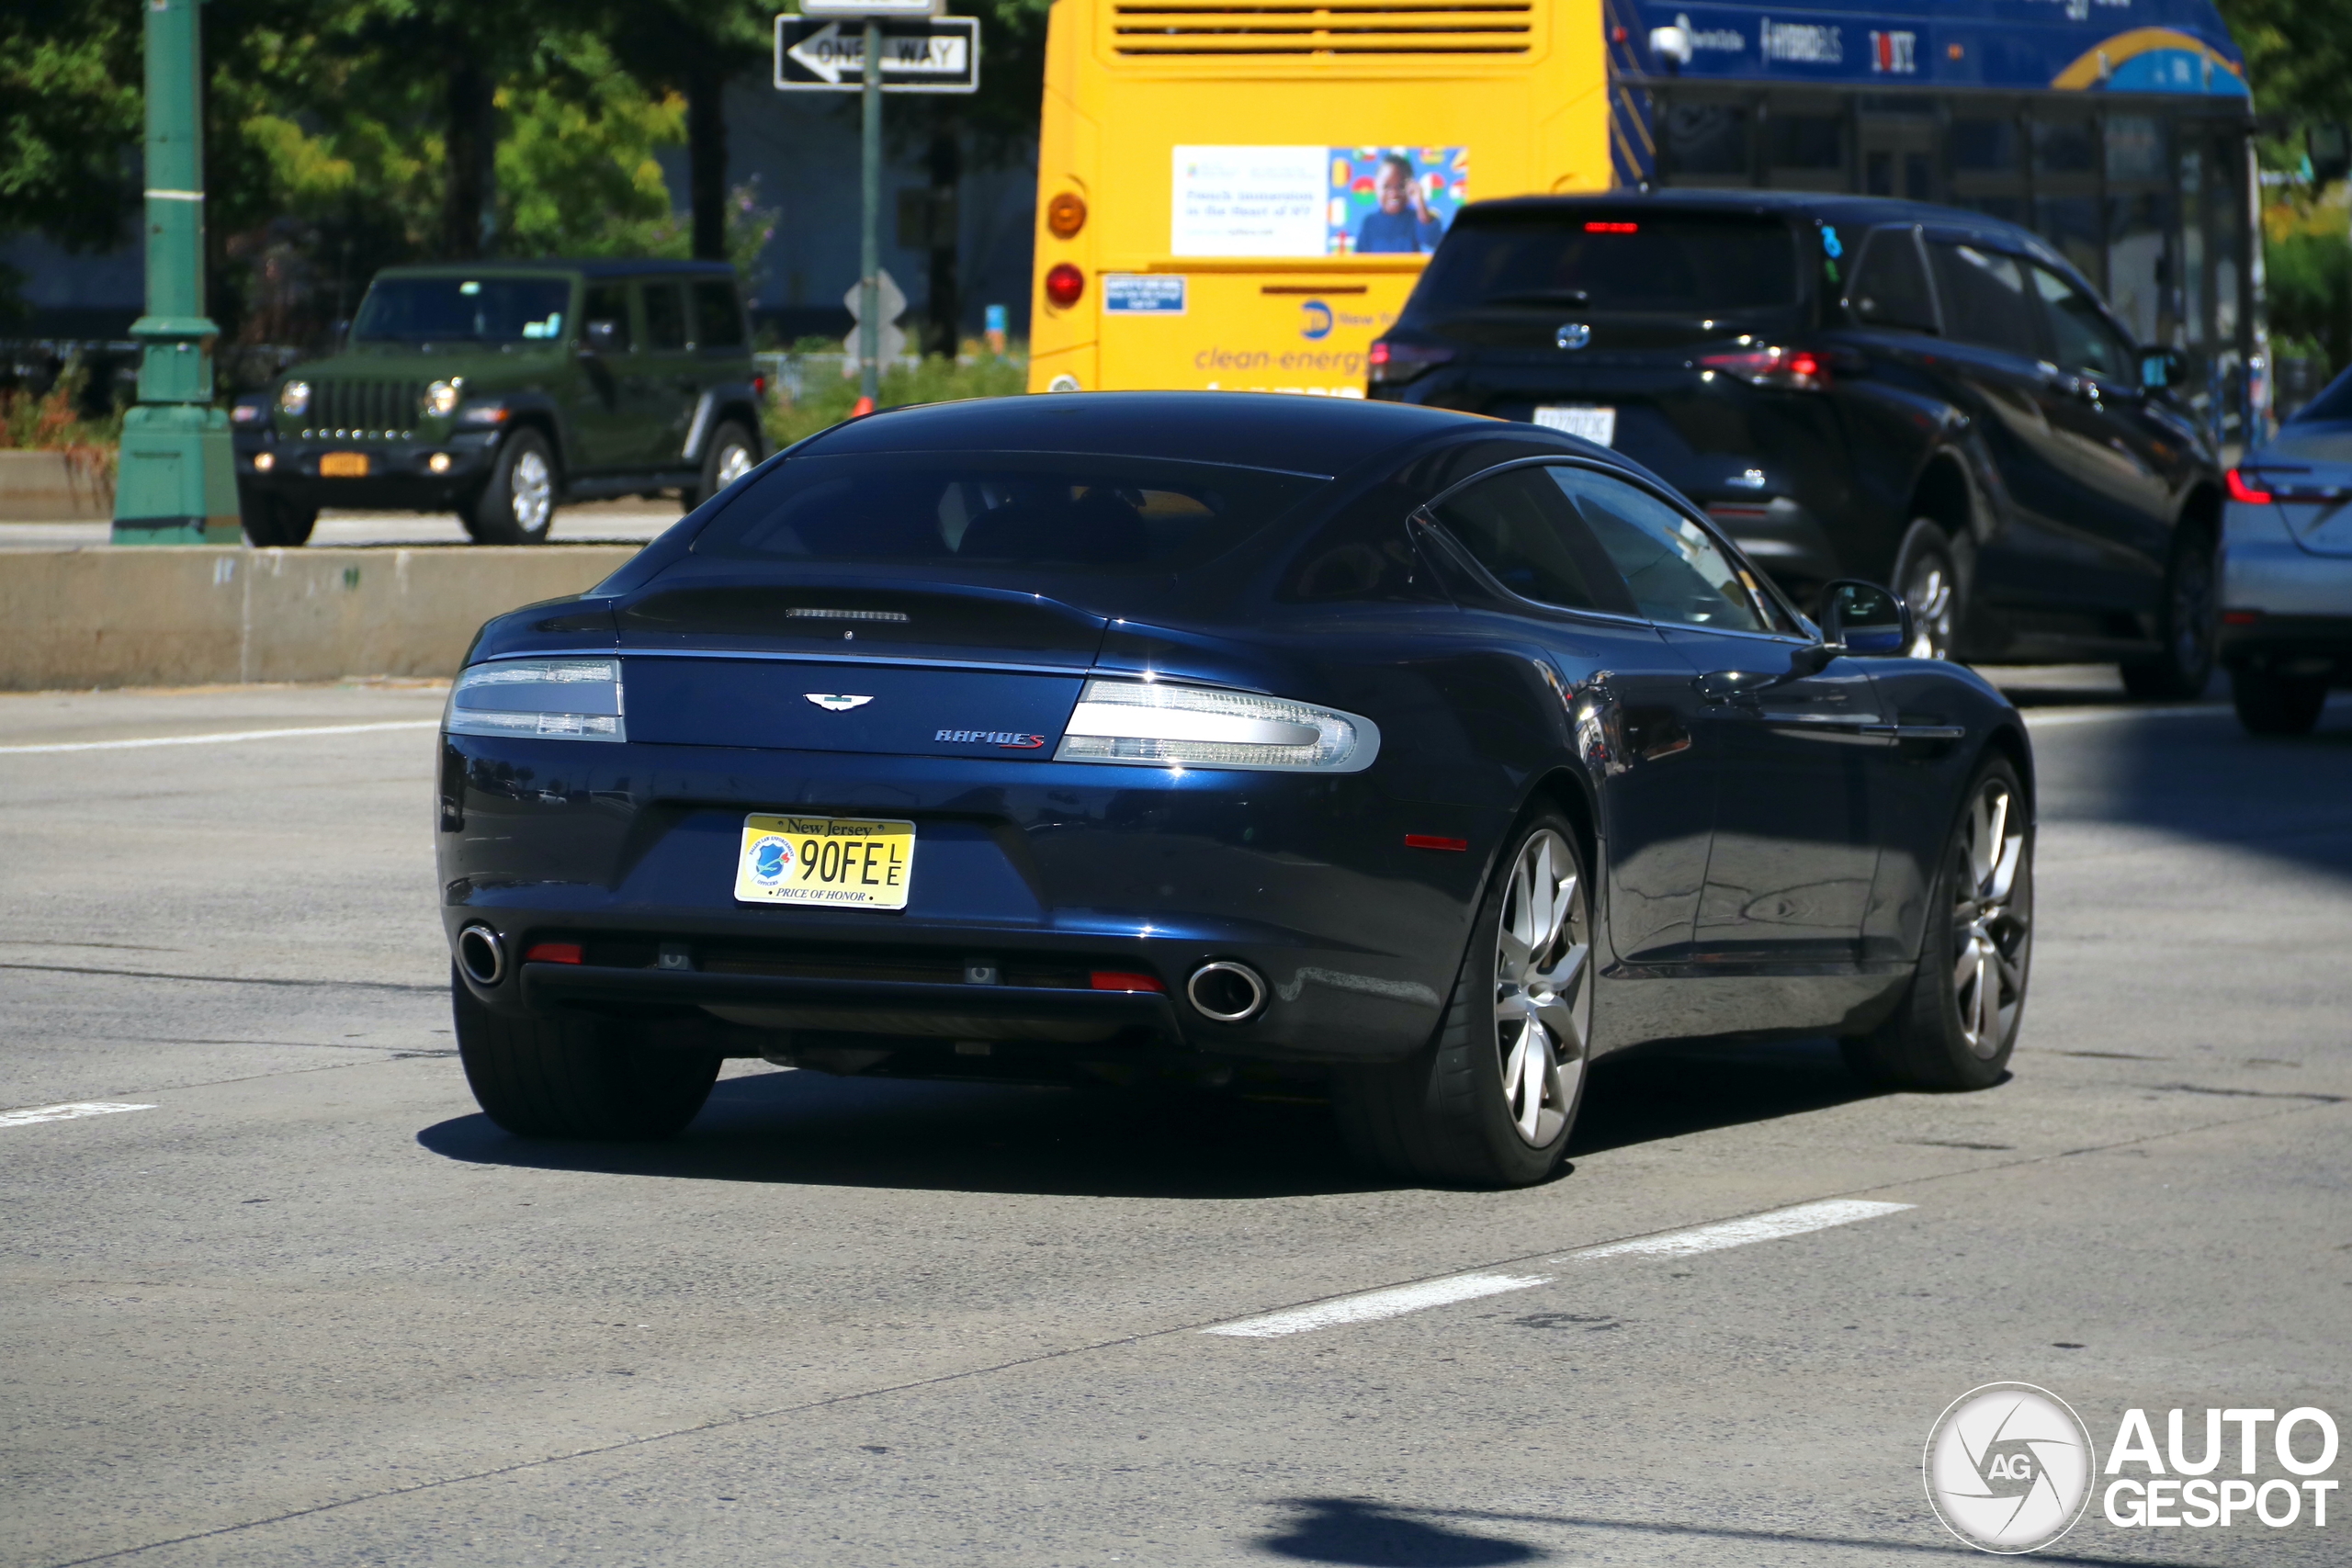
1699,345 -> 1831,391
1368,339 -> 1456,387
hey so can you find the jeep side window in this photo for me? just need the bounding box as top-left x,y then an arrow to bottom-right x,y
693,282 -> 746,348
1927,242 -> 2041,361
1849,227 -> 1939,333
642,282 -> 689,352
582,284 -> 631,352
2030,265 -> 2134,383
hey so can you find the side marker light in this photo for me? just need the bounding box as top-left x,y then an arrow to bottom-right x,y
525,942 -> 583,964
1091,971 -> 1165,993
1404,834 -> 1470,852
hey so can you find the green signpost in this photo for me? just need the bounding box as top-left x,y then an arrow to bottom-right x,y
112,0 -> 239,546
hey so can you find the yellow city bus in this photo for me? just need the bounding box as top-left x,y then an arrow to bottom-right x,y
1025,0 -> 1613,397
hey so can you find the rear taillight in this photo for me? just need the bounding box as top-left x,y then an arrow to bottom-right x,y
2225,468 -> 2273,504
445,659 -> 626,742
1044,264 -> 1085,309
1368,339 -> 1456,387
1699,345 -> 1830,391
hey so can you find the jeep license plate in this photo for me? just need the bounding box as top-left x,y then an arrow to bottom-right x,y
735,814 -> 914,909
319,452 -> 369,478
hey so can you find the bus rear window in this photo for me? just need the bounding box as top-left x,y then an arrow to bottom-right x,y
1413,214 -> 1802,313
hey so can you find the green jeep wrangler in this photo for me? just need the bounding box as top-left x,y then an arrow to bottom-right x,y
236,259 -> 766,546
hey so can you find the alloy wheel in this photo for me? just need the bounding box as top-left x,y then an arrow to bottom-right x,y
1902,551 -> 1957,660
715,441 -> 755,489
511,448 -> 554,531
1493,829 -> 1591,1145
1950,778 -> 2030,1058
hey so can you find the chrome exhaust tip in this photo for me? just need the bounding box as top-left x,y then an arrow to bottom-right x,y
456,924 -> 505,987
1186,960 -> 1268,1024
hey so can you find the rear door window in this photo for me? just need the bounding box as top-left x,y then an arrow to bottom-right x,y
693,281 -> 746,348
1414,213 -> 1801,313
1849,227 -> 1939,333
1427,466 -> 1636,615
1546,468 -> 1773,633
1928,242 -> 2041,360
642,282 -> 690,351
2030,265 -> 2135,382
582,284 -> 632,351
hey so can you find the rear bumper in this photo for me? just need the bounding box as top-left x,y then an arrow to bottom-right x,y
2221,533 -> 2352,673
436,733 -> 1487,1065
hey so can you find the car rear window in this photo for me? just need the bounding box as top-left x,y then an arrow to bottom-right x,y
693,452 -> 1327,572
1412,213 -> 1801,313
2290,366 -> 2352,425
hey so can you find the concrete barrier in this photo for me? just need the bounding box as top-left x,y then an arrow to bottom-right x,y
0,546 -> 639,692
0,450 -> 114,522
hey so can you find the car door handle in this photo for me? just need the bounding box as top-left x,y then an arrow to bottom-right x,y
1694,669 -> 1773,704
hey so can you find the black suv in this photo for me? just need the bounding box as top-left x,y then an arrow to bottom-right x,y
1369,191 -> 2224,695
234,259 -> 766,546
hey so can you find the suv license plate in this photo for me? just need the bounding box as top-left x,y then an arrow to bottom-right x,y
1532,406 -> 1616,446
735,814 -> 914,909
319,452 -> 369,478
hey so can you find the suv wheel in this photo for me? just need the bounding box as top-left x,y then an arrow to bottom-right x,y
1892,519 -> 1962,660
466,429 -> 558,545
2230,667 -> 2330,736
240,491 -> 318,548
2120,526 -> 2218,699
687,421 -> 757,511
1332,814 -> 1592,1188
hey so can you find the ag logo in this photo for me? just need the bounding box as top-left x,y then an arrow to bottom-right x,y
1925,1383 -> 2096,1553
1300,300 -> 1334,341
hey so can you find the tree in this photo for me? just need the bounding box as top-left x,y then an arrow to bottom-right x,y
0,0 -> 141,316
2217,0 -> 2352,129
596,1 -> 771,260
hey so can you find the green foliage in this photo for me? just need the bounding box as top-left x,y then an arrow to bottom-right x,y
765,351 -> 1028,448
2267,231 -> 2352,374
2217,0 -> 2352,128
0,364 -> 125,454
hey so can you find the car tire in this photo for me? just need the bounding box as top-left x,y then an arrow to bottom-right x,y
2229,667 -> 2329,736
1332,813 -> 1592,1188
240,490 -> 317,547
2120,525 -> 2219,699
1841,756 -> 2032,1092
1891,519 -> 1962,660
686,420 -> 758,511
465,429 -> 558,545
452,971 -> 721,1139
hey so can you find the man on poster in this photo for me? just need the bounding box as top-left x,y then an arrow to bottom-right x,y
1355,152 -> 1447,254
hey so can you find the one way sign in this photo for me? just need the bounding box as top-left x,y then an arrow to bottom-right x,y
774,16 -> 980,94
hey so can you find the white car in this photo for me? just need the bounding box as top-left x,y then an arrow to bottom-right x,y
2220,369 -> 2352,734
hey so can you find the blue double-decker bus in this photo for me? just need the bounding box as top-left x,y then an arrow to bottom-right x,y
1604,1 -> 2260,451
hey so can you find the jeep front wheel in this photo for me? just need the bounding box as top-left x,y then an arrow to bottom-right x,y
466,429 -> 558,545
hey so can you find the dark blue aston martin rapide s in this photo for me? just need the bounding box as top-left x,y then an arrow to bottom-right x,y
438,392 -> 2034,1187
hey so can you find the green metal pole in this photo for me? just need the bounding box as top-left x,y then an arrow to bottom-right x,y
858,18 -> 882,406
112,0 -> 238,545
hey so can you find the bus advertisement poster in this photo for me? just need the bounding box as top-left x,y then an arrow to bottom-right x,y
1171,146 -> 1465,259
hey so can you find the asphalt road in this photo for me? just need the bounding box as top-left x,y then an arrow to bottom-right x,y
3,675 -> 2347,1567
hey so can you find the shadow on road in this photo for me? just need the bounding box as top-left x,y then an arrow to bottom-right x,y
1257,1497 -> 1544,1565
416,1035 -> 1884,1197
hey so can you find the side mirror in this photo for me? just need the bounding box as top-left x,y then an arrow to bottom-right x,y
1820,578 -> 1912,657
2141,346 -> 2188,391
583,319 -> 623,353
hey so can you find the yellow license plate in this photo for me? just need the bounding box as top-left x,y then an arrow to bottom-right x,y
319,452 -> 369,478
736,814 -> 914,908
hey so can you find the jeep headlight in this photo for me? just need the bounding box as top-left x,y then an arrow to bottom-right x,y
445,659 -> 626,742
1055,680 -> 1377,772
277,379 -> 311,416
423,379 -> 462,418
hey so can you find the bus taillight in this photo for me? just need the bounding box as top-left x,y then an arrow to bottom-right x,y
1045,264 -> 1086,309
1047,192 -> 1088,239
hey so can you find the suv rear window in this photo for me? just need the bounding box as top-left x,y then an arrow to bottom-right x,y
2290,366 -> 2352,425
1412,213 -> 1800,313
694,453 -> 1326,572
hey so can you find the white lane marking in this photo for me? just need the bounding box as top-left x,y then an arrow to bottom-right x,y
0,720 -> 437,756
0,1101 -> 156,1128
2022,705 -> 2228,728
1204,1272 -> 1552,1338
1200,1198 -> 1913,1339
1558,1198 -> 1911,1261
